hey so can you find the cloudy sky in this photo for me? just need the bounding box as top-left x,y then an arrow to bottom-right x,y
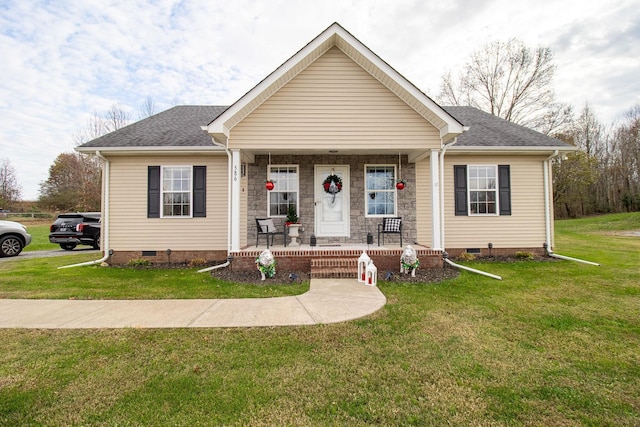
1,0 -> 639,200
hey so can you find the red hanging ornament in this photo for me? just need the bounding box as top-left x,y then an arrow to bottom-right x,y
396,180 -> 405,190
265,180 -> 275,191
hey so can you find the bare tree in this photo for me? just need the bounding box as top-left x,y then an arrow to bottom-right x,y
553,150 -> 599,218
438,39 -> 566,132
72,111 -> 109,145
0,158 -> 22,208
573,104 -> 605,157
139,96 -> 157,119
610,105 -> 640,211
105,104 -> 131,132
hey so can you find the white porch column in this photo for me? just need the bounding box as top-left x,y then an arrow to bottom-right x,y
430,149 -> 442,250
230,149 -> 241,252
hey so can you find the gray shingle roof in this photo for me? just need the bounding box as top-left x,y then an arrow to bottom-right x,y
77,104 -> 572,150
78,106 -> 227,148
442,106 -> 572,148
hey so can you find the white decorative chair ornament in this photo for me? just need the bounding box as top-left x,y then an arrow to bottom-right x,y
400,245 -> 419,277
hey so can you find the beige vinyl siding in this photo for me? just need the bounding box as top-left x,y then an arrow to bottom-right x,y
230,47 -> 441,150
415,158 -> 433,246
107,155 -> 228,251
443,155 -> 547,249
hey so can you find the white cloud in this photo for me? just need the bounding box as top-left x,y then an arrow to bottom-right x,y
0,0 -> 638,199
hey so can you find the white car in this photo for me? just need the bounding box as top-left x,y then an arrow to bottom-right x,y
0,220 -> 32,257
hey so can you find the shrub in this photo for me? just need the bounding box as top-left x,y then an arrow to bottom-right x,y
515,251 -> 534,260
457,252 -> 476,261
126,258 -> 152,268
188,258 -> 208,268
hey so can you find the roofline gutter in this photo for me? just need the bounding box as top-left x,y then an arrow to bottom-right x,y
58,151 -> 110,269
75,146 -> 226,154
446,145 -> 579,153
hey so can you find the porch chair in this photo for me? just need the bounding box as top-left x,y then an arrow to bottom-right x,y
255,218 -> 287,248
377,217 -> 403,247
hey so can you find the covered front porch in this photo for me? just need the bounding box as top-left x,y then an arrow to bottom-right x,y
236,153 -> 443,251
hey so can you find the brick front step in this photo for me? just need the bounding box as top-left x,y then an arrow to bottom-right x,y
311,268 -> 358,279
311,258 -> 358,279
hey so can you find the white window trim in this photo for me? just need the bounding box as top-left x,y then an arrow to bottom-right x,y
161,165 -> 193,218
467,164 -> 499,217
267,164 -> 299,218
364,164 -> 398,218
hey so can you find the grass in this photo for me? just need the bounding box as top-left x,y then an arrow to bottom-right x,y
0,213 -> 639,425
0,254 -> 308,299
6,218 -> 58,252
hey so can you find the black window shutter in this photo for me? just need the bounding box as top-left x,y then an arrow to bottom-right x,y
454,165 -> 468,216
498,165 -> 511,215
193,166 -> 206,217
147,166 -> 160,218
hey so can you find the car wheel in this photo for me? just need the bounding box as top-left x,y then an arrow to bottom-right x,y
93,234 -> 101,250
60,243 -> 77,251
0,235 -> 24,257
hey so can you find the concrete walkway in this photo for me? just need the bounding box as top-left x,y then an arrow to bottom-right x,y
0,279 -> 386,329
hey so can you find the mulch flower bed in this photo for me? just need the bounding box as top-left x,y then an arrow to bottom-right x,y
209,266 -> 459,285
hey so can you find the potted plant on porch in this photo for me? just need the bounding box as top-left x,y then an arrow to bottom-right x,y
285,205 -> 302,246
285,205 -> 299,225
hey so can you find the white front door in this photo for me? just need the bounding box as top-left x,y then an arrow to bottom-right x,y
315,165 -> 350,237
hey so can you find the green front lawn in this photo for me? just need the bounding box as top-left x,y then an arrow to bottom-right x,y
0,213 -> 639,425
0,254 -> 308,299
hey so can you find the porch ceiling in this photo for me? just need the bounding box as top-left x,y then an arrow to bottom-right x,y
238,147 -> 434,163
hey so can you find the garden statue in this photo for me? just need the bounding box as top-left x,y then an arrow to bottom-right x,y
256,249 -> 276,280
400,245 -> 419,277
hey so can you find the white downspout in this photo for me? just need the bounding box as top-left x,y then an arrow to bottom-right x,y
543,150 -> 559,250
196,146 -> 234,274
439,137 -> 458,250
197,260 -> 231,273
444,257 -> 502,280
439,135 -> 501,280
58,151 -> 110,269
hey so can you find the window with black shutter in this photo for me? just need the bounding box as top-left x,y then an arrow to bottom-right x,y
147,165 -> 206,218
454,165 -> 468,216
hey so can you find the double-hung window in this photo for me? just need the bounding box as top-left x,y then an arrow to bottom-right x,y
268,165 -> 298,217
454,164 -> 511,216
365,165 -> 396,216
162,166 -> 192,217
468,165 -> 497,215
147,165 -> 206,218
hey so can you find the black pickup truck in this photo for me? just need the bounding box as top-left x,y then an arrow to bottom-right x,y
49,213 -> 101,250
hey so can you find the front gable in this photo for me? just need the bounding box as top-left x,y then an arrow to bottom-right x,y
206,22 -> 464,154
230,46 -> 441,154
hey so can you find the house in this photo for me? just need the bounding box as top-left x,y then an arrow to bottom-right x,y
77,23 -> 576,271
